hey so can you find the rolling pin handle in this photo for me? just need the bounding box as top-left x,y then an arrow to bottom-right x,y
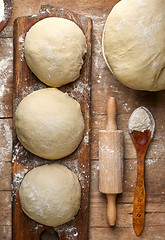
106,194 -> 117,226
106,97 -> 117,131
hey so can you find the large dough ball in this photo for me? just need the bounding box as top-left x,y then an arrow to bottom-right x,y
103,0 -> 165,91
15,88 -> 84,160
24,17 -> 87,87
19,164 -> 81,226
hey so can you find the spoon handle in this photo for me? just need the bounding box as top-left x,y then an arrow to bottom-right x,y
133,152 -> 145,236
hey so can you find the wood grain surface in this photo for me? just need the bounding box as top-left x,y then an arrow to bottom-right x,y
12,5 -> 92,240
0,0 -> 165,239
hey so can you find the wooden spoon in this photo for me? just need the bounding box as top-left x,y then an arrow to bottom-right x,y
128,107 -> 155,236
0,0 -> 13,33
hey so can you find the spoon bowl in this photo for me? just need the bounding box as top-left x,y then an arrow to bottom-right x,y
129,106 -> 155,136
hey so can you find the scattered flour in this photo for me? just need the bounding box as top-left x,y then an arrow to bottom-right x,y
0,161 -> 5,171
0,122 -> 12,161
69,81 -> 90,100
57,225 -> 79,239
0,26 -> 13,37
0,0 -> 4,22
0,38 -> 13,116
19,33 -> 25,61
83,131 -> 89,144
146,158 -> 158,166
0,84 -> 5,96
12,168 -> 29,196
123,102 -> 131,112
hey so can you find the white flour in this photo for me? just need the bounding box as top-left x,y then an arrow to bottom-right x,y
0,38 -> 13,116
0,0 -> 4,22
129,107 -> 152,132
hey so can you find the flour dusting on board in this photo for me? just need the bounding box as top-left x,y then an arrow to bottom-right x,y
19,33 -> 25,61
0,161 -> 5,172
69,81 -> 90,100
0,122 -> 12,161
57,225 -> 79,239
83,131 -> 89,144
12,168 -> 29,196
0,0 -> 4,22
0,38 -> 13,116
91,14 -> 107,76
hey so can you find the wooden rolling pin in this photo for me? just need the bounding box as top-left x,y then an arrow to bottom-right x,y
99,97 -> 124,226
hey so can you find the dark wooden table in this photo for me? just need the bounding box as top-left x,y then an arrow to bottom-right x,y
0,0 -> 165,239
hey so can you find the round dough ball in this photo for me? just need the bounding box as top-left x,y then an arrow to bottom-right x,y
24,17 -> 87,87
19,164 -> 81,226
15,88 -> 84,160
103,0 -> 165,91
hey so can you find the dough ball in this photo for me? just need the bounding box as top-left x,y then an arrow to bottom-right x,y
24,17 -> 87,87
15,88 -> 84,160
19,164 -> 81,226
103,0 -> 165,91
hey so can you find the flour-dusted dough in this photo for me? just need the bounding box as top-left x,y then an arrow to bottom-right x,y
24,17 -> 87,87
15,88 -> 84,160
19,164 -> 81,226
103,0 -> 165,91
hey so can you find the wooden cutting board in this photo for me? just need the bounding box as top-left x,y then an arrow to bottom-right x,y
12,5 -> 92,240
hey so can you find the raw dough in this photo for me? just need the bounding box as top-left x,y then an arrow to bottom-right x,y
103,0 -> 165,91
19,164 -> 81,226
24,17 -> 87,87
15,88 -> 84,160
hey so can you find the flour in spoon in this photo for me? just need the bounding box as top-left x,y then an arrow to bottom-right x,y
129,107 -> 151,132
0,0 -> 4,22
